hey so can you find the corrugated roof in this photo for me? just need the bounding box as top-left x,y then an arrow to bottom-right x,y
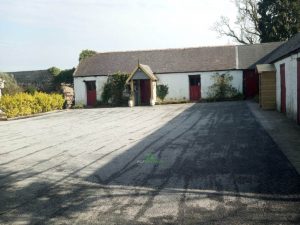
74,42 -> 283,77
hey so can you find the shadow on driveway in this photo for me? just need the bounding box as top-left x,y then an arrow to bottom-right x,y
0,102 -> 299,224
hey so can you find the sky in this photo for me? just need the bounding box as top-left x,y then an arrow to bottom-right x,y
0,0 -> 237,71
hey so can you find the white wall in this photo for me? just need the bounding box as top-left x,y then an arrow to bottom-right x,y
74,70 -> 243,105
156,70 -> 243,101
74,76 -> 108,105
274,52 -> 300,121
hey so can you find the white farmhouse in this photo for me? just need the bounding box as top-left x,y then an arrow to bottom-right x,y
73,42 -> 281,106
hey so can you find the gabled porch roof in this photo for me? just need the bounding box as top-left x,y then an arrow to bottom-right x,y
126,64 -> 158,84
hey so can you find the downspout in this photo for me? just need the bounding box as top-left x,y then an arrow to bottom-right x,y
235,46 -> 239,69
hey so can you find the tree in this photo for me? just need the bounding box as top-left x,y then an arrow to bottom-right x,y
213,0 -> 261,44
258,0 -> 300,42
0,72 -> 23,95
79,49 -> 97,61
53,68 -> 75,88
48,67 -> 61,76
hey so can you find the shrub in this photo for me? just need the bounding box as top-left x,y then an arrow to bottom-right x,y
72,102 -> 85,109
79,50 -> 97,61
0,92 -> 64,118
101,82 -> 112,104
25,85 -> 38,95
48,67 -> 61,76
156,84 -> 169,101
101,73 -> 130,106
207,73 -> 242,101
0,72 -> 23,95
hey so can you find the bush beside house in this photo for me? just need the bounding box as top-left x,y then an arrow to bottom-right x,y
156,84 -> 169,102
207,73 -> 243,101
0,92 -> 64,118
101,73 -> 130,106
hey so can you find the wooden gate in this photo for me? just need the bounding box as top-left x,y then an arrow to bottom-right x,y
280,64 -> 286,113
189,75 -> 201,101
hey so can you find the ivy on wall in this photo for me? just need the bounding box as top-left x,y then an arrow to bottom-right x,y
101,73 -> 130,106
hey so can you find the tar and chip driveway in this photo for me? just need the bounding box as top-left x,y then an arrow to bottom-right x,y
0,102 -> 299,225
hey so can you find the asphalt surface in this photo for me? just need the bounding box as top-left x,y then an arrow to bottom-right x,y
0,102 -> 299,225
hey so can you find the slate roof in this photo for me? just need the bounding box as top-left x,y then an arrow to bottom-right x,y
251,32 -> 300,67
237,42 -> 283,69
74,42 -> 282,77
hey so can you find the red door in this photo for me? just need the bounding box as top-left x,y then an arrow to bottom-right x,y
189,75 -> 201,101
86,81 -> 96,106
280,64 -> 286,113
140,79 -> 150,105
244,69 -> 259,99
297,59 -> 300,124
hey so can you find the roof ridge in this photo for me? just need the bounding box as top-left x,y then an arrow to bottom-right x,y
93,45 -> 237,55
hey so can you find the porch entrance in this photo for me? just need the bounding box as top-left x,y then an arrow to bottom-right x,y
134,79 -> 151,105
189,75 -> 201,101
126,63 -> 158,107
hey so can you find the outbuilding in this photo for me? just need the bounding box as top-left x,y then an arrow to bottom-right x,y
254,32 -> 300,124
73,42 -> 281,106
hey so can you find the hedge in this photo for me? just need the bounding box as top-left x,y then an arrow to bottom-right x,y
0,92 -> 64,118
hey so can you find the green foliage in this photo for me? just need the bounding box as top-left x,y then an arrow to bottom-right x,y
0,92 -> 64,118
48,67 -> 74,90
53,68 -> 75,88
25,85 -> 37,95
0,72 -> 23,95
207,73 -> 242,101
101,73 -> 130,106
101,82 -> 112,104
156,84 -> 169,101
48,67 -> 61,76
79,49 -> 97,61
72,102 -> 85,109
258,0 -> 300,42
